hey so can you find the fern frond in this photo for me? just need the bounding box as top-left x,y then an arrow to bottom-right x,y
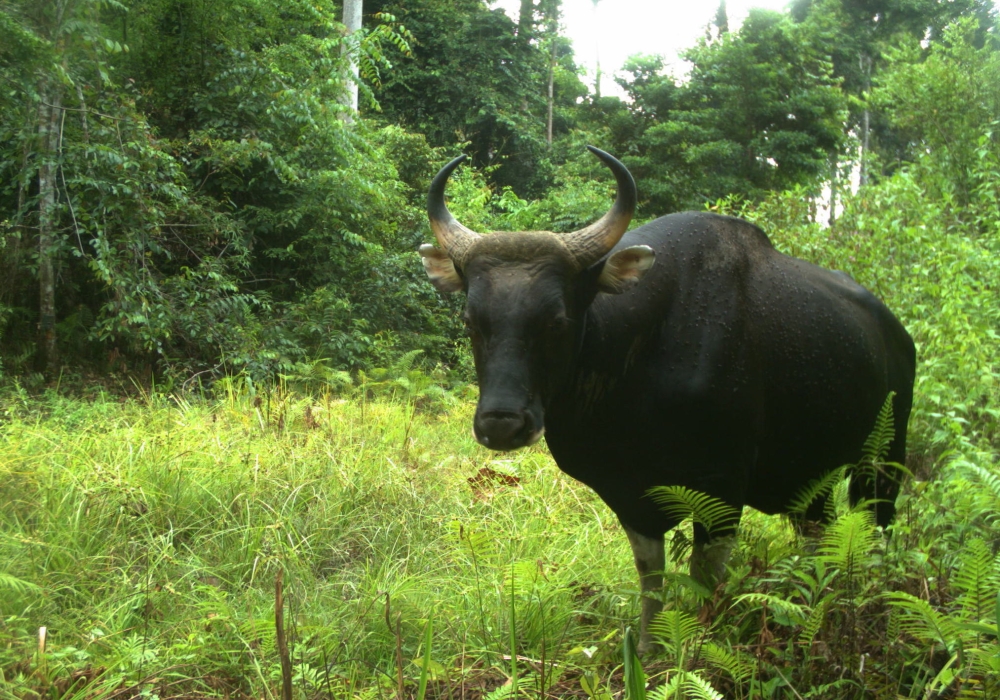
732,592 -> 808,626
701,642 -> 753,683
966,464 -> 1000,504
648,609 -> 704,656
0,573 -> 41,594
504,560 -> 547,598
885,591 -> 964,652
959,647 -> 1000,699
859,391 -> 896,471
799,594 -> 835,645
449,521 -> 493,561
391,349 -> 424,374
817,510 -> 878,573
648,672 -> 724,700
788,467 -> 848,516
953,539 -> 1000,622
648,485 -> 739,536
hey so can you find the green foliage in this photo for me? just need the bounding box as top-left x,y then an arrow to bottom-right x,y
648,485 -> 740,538
366,0 -> 585,198
872,18 -> 1000,208
599,10 -> 847,214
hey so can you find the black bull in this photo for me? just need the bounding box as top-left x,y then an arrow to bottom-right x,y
419,147 -> 916,653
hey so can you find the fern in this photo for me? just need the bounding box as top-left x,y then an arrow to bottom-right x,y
648,485 -> 740,537
952,539 -> 1000,622
957,646 -> 1000,699
791,393 -> 898,520
859,391 -> 897,472
732,592 -> 808,626
449,521 -> 493,562
885,591 -> 964,653
798,595 -> 835,645
817,510 -> 878,574
965,463 -> 1000,505
503,559 -> 547,598
648,609 -> 704,659
648,672 -> 724,700
788,467 -> 848,517
701,642 -> 753,684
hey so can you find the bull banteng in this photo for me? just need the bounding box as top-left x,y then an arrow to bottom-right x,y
419,147 -> 915,653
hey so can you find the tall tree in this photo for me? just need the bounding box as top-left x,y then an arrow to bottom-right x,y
612,10 -> 847,213
0,0 -> 118,375
517,0 -> 534,44
790,0 -> 997,179
341,0 -> 364,116
366,0 -> 555,196
715,0 -> 729,36
540,0 -> 559,146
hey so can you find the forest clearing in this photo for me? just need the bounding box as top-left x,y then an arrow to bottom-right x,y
2,0 -> 1000,697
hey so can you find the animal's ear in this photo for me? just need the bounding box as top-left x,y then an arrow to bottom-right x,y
419,244 -> 464,293
597,245 -> 655,294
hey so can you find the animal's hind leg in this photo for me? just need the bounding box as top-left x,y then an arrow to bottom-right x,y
690,522 -> 738,590
622,524 -> 664,656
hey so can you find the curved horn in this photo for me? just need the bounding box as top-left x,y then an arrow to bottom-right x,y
563,146 -> 637,268
427,154 -> 481,265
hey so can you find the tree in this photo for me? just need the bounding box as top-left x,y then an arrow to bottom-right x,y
366,0 -> 571,197
789,0 -> 997,180
341,0 -> 364,116
0,0 -> 126,376
610,11 -> 847,214
872,19 -> 1000,215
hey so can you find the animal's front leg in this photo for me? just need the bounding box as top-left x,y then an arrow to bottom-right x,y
622,524 -> 665,656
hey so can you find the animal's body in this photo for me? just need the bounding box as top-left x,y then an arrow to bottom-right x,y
419,148 -> 916,653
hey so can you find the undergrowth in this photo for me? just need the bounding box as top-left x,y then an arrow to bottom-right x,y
0,381 -> 998,700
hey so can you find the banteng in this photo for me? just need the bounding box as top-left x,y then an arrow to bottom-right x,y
419,147 -> 916,653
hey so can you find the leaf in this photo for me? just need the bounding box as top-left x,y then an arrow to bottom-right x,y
622,628 -> 647,700
701,642 -> 753,683
817,510 -> 878,574
732,592 -> 809,627
885,592 -> 964,653
648,610 -> 704,657
648,485 -> 740,536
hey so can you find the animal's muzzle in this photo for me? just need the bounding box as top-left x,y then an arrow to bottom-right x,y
473,410 -> 544,451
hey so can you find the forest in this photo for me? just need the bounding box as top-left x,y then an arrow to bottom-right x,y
1,0 -> 1000,698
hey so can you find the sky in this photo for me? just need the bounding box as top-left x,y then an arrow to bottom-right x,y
493,0 -> 795,96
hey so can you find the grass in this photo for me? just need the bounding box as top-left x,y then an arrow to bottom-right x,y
0,385 -> 647,699
3,382 -> 998,700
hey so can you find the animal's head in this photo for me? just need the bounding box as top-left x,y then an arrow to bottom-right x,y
420,147 -> 654,451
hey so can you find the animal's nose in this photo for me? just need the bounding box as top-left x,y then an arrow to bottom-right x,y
474,410 -> 531,451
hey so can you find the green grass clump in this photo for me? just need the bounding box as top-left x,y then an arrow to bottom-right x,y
0,387 -> 643,699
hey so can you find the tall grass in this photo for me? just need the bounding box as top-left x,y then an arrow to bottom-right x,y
0,386 -> 642,698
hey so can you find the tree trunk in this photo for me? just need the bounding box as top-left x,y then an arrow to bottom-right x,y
858,52 -> 871,187
36,80 -> 63,377
828,156 -> 838,227
340,0 -> 363,119
547,47 -> 555,147
591,0 -> 601,99
544,6 -> 557,146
